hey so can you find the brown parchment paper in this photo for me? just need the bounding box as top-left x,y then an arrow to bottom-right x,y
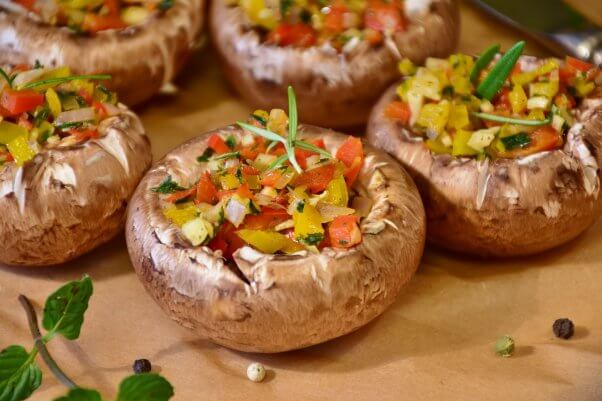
1,1 -> 602,400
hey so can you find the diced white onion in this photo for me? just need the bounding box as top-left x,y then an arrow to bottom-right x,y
225,198 -> 247,227
55,108 -> 94,125
527,96 -> 550,110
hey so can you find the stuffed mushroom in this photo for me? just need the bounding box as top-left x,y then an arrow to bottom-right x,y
126,90 -> 425,352
0,64 -> 151,266
210,0 -> 459,128
367,42 -> 602,257
0,0 -> 205,106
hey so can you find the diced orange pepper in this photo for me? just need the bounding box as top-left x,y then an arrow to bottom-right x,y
195,172 -> 218,204
566,56 -> 593,73
364,0 -> 405,33
0,89 -> 44,116
81,14 -> 127,32
328,215 -> 361,248
295,138 -> 326,169
384,101 -> 411,124
292,163 -> 336,194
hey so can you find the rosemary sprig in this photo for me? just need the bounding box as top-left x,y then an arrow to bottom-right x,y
21,74 -> 112,90
295,140 -> 332,159
472,112 -> 552,126
286,86 -> 302,173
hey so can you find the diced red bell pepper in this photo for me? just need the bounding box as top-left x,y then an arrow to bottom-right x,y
266,23 -> 317,48
384,101 -> 411,124
295,138 -> 326,169
82,14 -> 127,33
195,172 -> 218,204
267,143 -> 287,156
292,163 -> 336,194
93,101 -> 109,120
103,0 -> 121,16
364,0 -> 405,33
239,136 -> 266,160
328,215 -> 362,248
0,89 -> 44,116
324,4 -> 347,33
492,87 -> 511,111
70,129 -> 100,142
207,134 -> 230,154
165,187 -> 196,203
208,222 -> 246,260
78,89 -> 93,106
336,136 -> 364,187
14,0 -> 36,11
502,126 -> 562,158
566,56 -> 594,73
243,207 -> 290,230
260,170 -> 283,187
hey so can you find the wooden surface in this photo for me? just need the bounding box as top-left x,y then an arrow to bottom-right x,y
1,1 -> 602,400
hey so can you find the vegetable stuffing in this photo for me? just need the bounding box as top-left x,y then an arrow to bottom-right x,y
0,63 -> 117,167
385,41 -> 601,159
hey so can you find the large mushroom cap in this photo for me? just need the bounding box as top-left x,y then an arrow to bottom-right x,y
126,125 -> 426,353
0,105 -> 152,266
209,0 -> 459,128
367,75 -> 602,257
0,0 -> 205,106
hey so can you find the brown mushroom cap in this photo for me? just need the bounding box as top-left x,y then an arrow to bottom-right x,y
209,0 -> 459,128
126,125 -> 426,353
0,105 -> 152,266
367,66 -> 602,257
0,0 -> 205,106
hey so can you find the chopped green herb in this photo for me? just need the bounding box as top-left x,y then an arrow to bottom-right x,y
235,167 -> 244,183
196,148 -> 214,163
249,201 -> 261,215
442,85 -> 454,97
280,0 -> 294,16
33,60 -> 44,69
0,67 -> 14,87
158,0 -> 174,11
152,175 -> 185,194
300,233 -> 324,246
296,201 -> 305,213
225,135 -> 237,150
472,112 -> 551,126
33,107 -> 50,125
21,74 -> 112,90
54,120 -> 94,131
250,113 -> 267,126
501,133 -> 531,150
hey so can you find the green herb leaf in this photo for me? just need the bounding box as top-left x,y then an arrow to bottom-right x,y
470,43 -> 500,84
472,112 -> 551,126
55,120 -> 94,131
476,41 -> 525,101
280,0 -> 293,16
42,275 -> 93,341
250,113 -> 267,126
299,233 -> 324,246
21,74 -> 112,90
501,132 -> 531,150
152,176 -> 185,194
225,135 -> 236,150
0,345 -> 42,401
237,122 -> 286,144
296,201 -> 305,213
157,0 -> 173,10
0,67 -> 13,88
294,140 -> 332,159
286,86 -> 302,174
196,148 -> 214,163
53,388 -> 102,401
213,151 -> 240,161
116,374 -> 174,401
267,154 -> 289,170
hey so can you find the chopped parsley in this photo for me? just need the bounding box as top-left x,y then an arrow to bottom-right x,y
152,175 -> 185,194
299,233 -> 324,246
196,148 -> 214,163
296,201 -> 305,213
501,133 -> 531,150
250,113 -> 267,125
225,135 -> 237,150
158,0 -> 174,11
214,151 -> 241,161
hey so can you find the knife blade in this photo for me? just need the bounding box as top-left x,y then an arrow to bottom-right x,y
471,0 -> 602,65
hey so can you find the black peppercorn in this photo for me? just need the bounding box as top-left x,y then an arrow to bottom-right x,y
133,359 -> 152,374
553,318 -> 574,339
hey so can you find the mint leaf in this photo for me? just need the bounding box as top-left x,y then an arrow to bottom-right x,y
42,275 -> 93,340
0,345 -> 42,401
53,388 -> 102,401
116,374 -> 174,401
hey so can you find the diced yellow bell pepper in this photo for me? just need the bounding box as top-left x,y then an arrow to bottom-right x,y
45,88 -> 62,119
266,108 -> 288,136
237,229 -> 304,254
534,59 -> 559,76
529,81 -> 559,99
245,174 -> 261,190
293,203 -> 324,240
450,74 -> 472,96
7,135 -> 36,165
323,175 -> 348,207
426,137 -> 452,154
241,0 -> 277,30
448,54 -> 474,75
182,216 -> 214,246
447,103 -> 470,130
396,79 -> 412,102
252,109 -> 269,122
574,78 -> 595,97
452,130 -> 478,157
417,100 -> 450,134
163,204 -> 200,227
0,121 -> 28,144
509,85 -> 527,114
398,58 -> 417,76
511,71 -> 537,86
412,69 -> 442,101
527,109 -> 545,120
220,173 -> 241,190
121,6 -> 151,25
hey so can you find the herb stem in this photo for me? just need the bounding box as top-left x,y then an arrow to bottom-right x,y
18,295 -> 78,390
472,112 -> 552,126
21,74 -> 112,90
